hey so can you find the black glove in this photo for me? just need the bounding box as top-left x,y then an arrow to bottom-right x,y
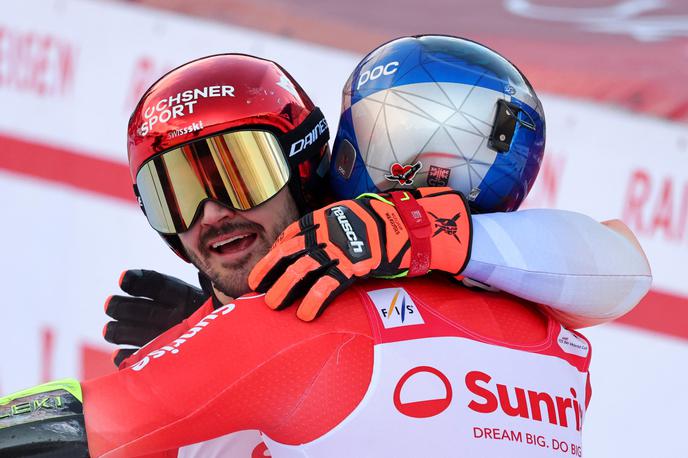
103,269 -> 209,367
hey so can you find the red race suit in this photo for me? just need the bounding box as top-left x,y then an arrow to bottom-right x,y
84,275 -> 592,458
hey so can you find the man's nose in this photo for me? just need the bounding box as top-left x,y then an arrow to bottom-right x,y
198,200 -> 237,226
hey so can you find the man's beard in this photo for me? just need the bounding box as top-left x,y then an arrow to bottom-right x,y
186,206 -> 298,299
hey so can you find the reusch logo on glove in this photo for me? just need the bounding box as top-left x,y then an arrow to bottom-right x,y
327,205 -> 371,261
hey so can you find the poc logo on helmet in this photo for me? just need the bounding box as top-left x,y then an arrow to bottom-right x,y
326,206 -> 371,261
357,61 -> 399,90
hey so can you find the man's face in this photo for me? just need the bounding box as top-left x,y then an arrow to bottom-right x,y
179,187 -> 299,299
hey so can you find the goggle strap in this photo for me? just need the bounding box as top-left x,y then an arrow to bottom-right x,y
316,148 -> 330,178
280,107 -> 330,165
133,184 -> 147,216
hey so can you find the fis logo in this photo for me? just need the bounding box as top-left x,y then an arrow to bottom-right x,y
368,287 -> 424,329
381,289 -> 413,322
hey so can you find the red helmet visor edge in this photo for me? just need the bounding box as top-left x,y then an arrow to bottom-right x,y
135,108 -> 329,234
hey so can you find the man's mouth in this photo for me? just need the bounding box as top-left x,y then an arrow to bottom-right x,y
208,232 -> 258,256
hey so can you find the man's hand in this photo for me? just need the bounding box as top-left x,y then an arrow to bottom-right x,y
103,269 -> 209,367
249,187 -> 472,321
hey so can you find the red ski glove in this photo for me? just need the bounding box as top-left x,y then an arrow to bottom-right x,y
249,187 -> 472,321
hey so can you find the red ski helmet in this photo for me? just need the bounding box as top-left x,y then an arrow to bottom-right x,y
127,54 -> 330,260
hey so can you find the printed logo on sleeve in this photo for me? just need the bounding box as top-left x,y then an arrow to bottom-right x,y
131,303 -> 236,371
557,327 -> 590,358
367,288 -> 424,329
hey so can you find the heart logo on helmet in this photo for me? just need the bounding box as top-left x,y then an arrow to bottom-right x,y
385,161 -> 422,185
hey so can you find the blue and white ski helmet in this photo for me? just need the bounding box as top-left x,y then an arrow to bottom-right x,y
330,35 -> 545,213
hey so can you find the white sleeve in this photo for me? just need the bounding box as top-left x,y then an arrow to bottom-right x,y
463,209 -> 652,328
